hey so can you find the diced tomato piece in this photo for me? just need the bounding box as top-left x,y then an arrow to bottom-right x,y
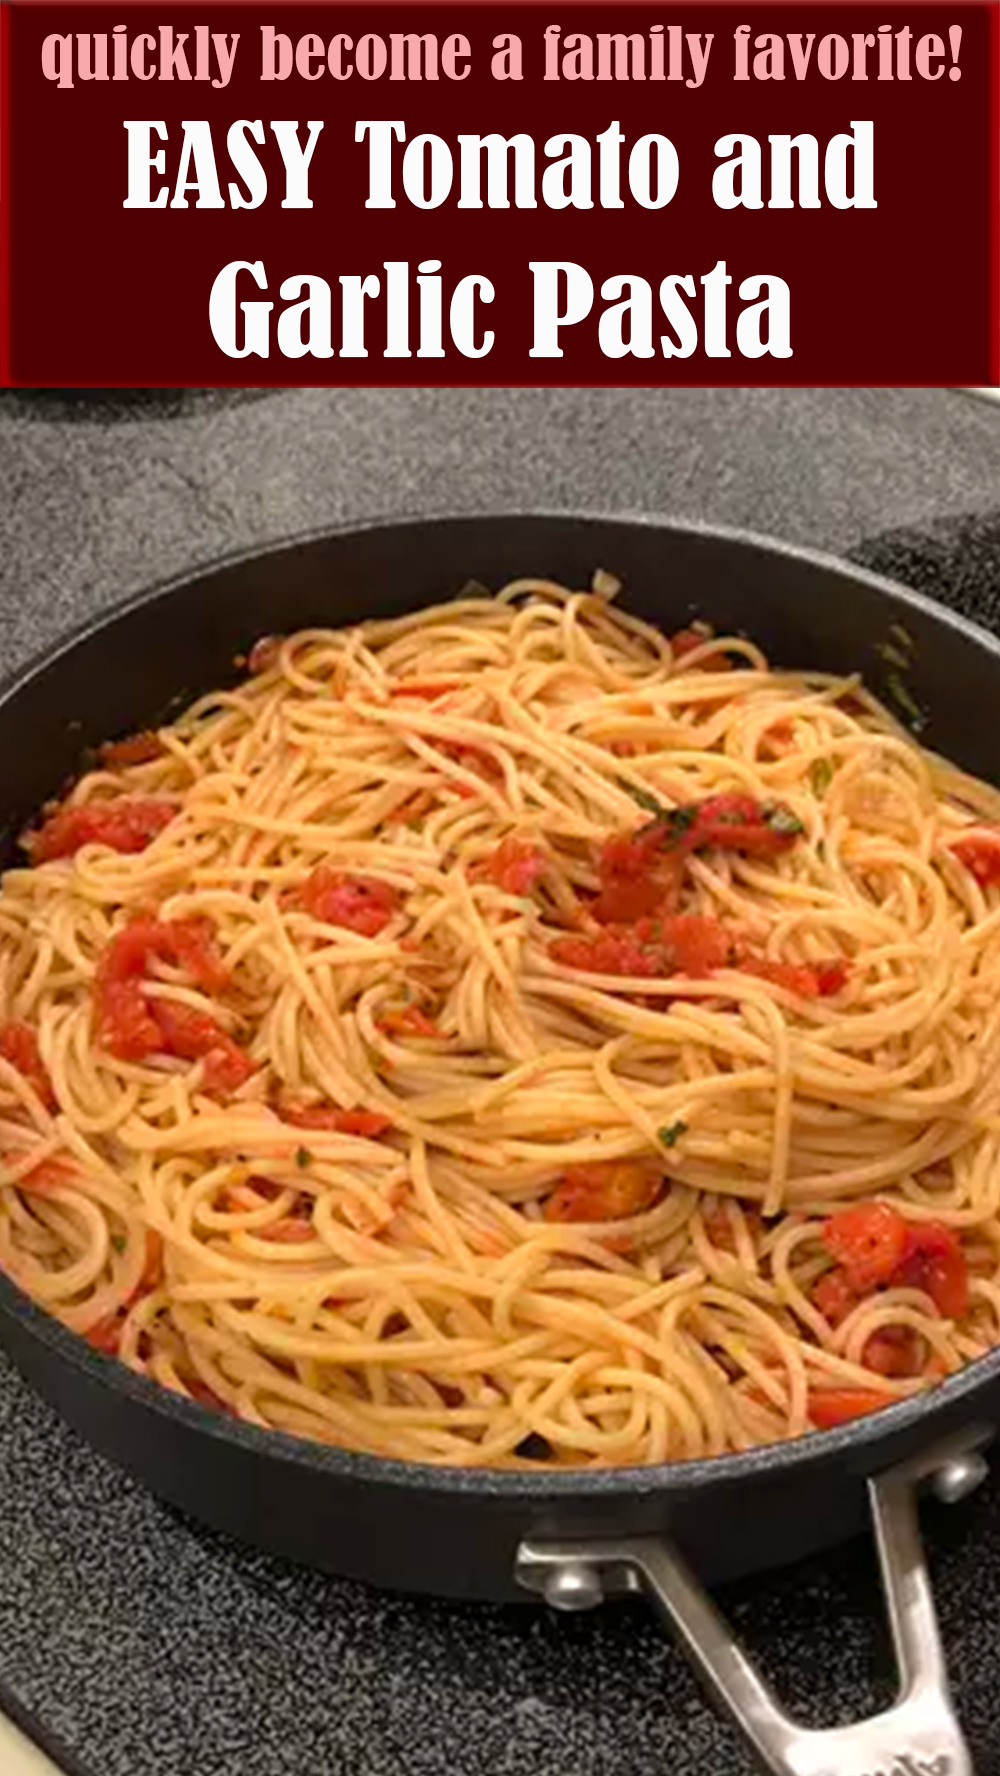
599,828 -> 670,882
97,978 -> 163,1061
554,912 -> 845,1002
660,914 -> 734,977
950,831 -> 1000,887
544,1161 -> 665,1223
28,798 -> 175,862
98,732 -> 164,769
594,829 -> 682,924
686,795 -> 803,858
98,921 -> 167,985
823,1204 -> 909,1293
812,1268 -> 859,1325
551,928 -> 660,977
184,1377 -> 228,1411
551,914 -> 733,980
0,1022 -> 56,1110
95,917 -> 233,1066
653,793 -> 801,859
248,635 -> 283,673
863,1327 -> 922,1378
167,920 -> 229,993
669,628 -> 734,669
740,956 -> 849,998
819,1212 -> 968,1326
377,1006 -> 441,1039
6,1155 -> 74,1196
281,1102 -> 391,1137
808,1388 -> 889,1429
593,870 -> 674,925
95,953 -> 160,1061
482,837 -> 545,896
896,1222 -> 969,1319
591,796 -> 803,924
258,1217 -> 314,1243
199,1044 -> 254,1097
812,961 -> 850,996
149,1000 -> 253,1095
85,1314 -> 124,1355
693,791 -> 771,825
99,917 -> 227,992
670,627 -> 710,658
298,867 -> 399,937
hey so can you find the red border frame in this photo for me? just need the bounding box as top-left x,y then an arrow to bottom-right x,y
1,3 -> 12,388
989,0 -> 999,382
0,0 -> 996,388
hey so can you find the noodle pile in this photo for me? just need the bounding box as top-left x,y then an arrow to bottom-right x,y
1,577 -> 1000,1468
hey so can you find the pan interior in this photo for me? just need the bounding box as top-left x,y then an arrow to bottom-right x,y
2,510 -> 1000,1511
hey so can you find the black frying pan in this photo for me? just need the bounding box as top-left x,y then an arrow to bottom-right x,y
0,514 -> 994,1776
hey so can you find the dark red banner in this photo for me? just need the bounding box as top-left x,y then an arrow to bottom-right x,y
1,0 -> 997,386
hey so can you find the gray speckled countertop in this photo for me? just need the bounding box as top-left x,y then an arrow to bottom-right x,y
2,386 -> 1000,1776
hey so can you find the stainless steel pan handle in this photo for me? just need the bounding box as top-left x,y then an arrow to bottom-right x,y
516,1432 -> 990,1776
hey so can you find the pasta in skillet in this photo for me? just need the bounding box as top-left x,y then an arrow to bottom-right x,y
1,577 -> 999,1467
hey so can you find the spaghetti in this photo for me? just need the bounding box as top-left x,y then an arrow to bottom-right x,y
1,577 -> 1000,1468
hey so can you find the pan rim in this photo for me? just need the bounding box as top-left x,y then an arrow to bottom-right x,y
3,504 -> 1000,1502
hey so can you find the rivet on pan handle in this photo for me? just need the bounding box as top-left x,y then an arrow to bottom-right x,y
515,1432 -> 990,1776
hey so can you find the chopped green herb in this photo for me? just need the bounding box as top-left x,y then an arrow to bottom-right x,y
295,1147 -> 313,1170
764,805 -> 805,836
111,1233 -> 126,1253
659,1120 -> 688,1149
809,759 -> 833,795
638,803 -> 699,847
889,623 -> 916,656
877,641 -> 912,672
619,780 -> 671,819
885,672 -> 925,733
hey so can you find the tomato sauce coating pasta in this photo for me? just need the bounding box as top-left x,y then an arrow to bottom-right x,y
0,577 -> 999,1468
